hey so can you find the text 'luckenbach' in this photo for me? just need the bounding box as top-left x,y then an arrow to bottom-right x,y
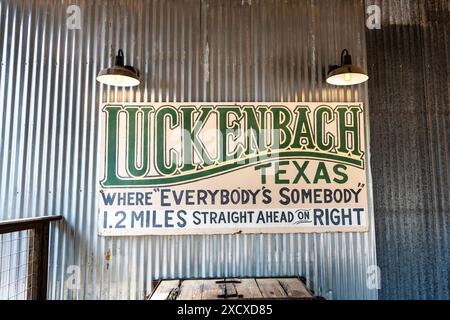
101,104 -> 364,187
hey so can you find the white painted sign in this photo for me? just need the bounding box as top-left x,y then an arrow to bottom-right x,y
98,103 -> 369,235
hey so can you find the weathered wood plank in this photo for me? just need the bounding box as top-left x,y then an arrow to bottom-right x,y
278,278 -> 313,298
150,280 -> 180,300
256,279 -> 287,298
151,278 -> 313,300
177,280 -> 203,300
201,280 -> 223,300
234,278 -> 263,298
222,283 -> 237,298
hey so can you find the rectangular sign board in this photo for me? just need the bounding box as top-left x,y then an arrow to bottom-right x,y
98,103 -> 370,235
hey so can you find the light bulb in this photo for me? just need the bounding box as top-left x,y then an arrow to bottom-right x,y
343,73 -> 352,82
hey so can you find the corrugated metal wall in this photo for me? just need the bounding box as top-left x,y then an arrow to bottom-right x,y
0,0 -> 378,299
365,0 -> 449,299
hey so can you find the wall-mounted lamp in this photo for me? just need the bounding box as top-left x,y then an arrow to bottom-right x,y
326,49 -> 368,86
97,49 -> 140,87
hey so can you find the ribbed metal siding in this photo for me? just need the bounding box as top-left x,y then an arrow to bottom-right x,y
0,0 -> 378,299
365,0 -> 449,299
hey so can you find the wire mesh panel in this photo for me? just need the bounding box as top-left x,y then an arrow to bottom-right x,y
0,230 -> 34,300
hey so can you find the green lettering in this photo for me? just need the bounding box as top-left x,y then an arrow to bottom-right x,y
271,107 -> 292,149
103,105 -> 122,186
217,106 -> 244,162
336,105 -> 362,156
126,106 -> 154,177
315,105 -> 334,151
180,106 -> 214,171
313,162 -> 331,183
155,106 -> 180,175
291,106 -> 315,149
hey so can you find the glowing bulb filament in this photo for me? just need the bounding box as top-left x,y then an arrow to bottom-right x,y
343,73 -> 352,81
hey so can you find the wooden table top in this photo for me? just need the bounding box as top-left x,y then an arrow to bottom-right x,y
149,277 -> 315,300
